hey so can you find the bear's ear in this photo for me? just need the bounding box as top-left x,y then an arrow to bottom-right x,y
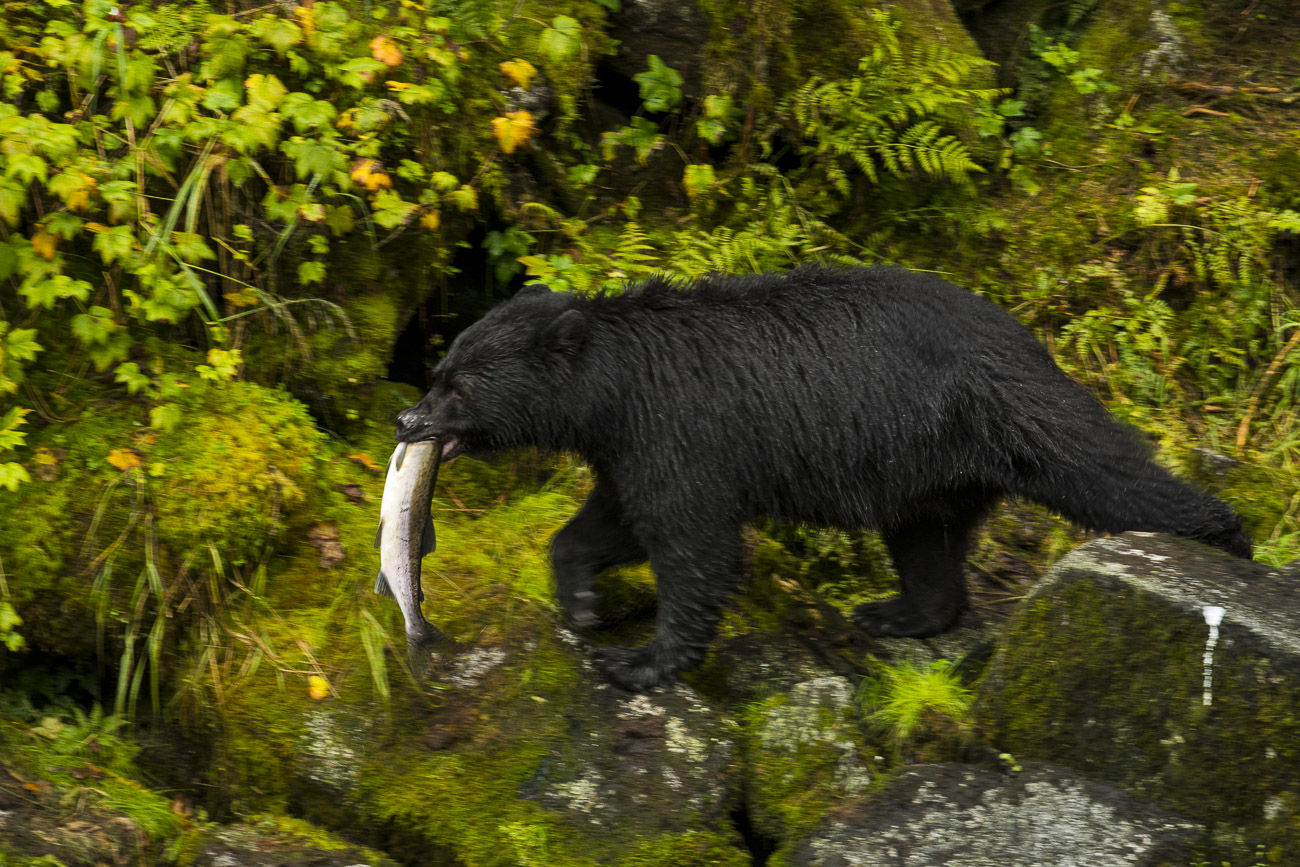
516,282 -> 553,298
544,308 -> 586,357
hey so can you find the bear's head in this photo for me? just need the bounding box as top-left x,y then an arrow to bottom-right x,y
394,284 -> 586,459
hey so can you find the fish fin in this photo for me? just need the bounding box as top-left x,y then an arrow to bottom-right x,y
420,513 -> 437,557
394,440 -> 408,472
374,570 -> 395,599
373,519 -> 384,550
406,620 -> 454,670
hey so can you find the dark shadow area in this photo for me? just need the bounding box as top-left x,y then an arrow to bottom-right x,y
731,802 -> 778,866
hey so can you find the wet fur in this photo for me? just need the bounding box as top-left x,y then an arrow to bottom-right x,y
396,265 -> 1251,691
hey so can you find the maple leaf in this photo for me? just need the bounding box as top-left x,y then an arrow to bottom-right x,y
370,36 -> 403,68
499,59 -> 537,90
350,159 -> 392,191
491,111 -> 536,155
31,228 -> 58,260
107,448 -> 143,471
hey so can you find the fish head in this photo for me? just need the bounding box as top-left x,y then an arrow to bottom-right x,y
395,284 -> 586,457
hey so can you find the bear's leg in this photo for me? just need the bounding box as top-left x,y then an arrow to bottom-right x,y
852,498 -> 990,638
592,530 -> 742,692
551,482 -> 647,629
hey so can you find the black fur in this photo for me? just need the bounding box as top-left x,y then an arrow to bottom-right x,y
396,266 -> 1251,691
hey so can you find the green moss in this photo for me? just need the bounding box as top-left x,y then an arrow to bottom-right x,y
151,381 -> 328,565
741,677 -> 879,857
975,558 -> 1300,862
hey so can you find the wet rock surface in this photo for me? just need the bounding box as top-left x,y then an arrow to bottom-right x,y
795,762 -> 1200,867
976,533 -> 1300,863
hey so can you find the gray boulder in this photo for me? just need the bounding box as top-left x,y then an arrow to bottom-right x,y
976,532 -> 1300,862
795,762 -> 1199,866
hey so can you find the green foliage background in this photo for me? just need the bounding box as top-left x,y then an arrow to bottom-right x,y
0,0 -> 1298,862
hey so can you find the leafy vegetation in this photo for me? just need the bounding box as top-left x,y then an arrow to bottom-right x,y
1,0 -> 1298,862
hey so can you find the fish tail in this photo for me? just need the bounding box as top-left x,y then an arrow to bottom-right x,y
406,618 -> 447,669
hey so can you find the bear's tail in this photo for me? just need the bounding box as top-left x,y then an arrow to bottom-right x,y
1004,413 -> 1252,560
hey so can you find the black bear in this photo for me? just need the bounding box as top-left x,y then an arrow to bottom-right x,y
395,265 -> 1251,691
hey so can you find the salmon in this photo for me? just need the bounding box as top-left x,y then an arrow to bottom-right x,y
374,439 -> 447,664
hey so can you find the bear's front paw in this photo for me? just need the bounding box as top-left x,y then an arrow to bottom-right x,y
852,598 -> 950,638
591,645 -> 676,692
563,590 -> 602,631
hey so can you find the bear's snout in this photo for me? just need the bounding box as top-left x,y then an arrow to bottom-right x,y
395,404 -> 435,442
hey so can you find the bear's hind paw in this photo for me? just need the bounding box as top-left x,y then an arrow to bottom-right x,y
852,598 -> 953,638
592,645 -> 676,692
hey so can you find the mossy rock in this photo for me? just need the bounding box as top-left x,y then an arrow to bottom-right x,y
0,381 -> 329,666
180,441 -> 745,866
741,676 -> 881,860
699,0 -> 992,117
975,533 -> 1300,863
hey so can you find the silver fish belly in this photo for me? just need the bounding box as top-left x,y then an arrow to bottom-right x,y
374,439 -> 445,659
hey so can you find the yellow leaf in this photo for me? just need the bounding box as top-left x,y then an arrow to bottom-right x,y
499,59 -> 537,90
491,111 -> 536,155
349,159 -> 392,192
31,228 -> 57,260
224,287 -> 262,308
84,222 -> 110,233
386,81 -> 412,92
299,202 -> 326,223
308,675 -> 330,700
345,452 -> 383,473
66,189 -> 91,213
293,5 -> 316,37
370,35 -> 404,68
420,210 -> 441,232
107,448 -> 142,471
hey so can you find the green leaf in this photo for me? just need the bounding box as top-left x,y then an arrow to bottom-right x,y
250,14 -> 303,55
0,177 -> 25,225
298,260 -> 327,285
172,232 -> 216,264
3,327 -> 41,364
683,164 -> 716,198
1269,210 -> 1300,233
538,16 -> 580,63
72,305 -> 121,345
567,164 -> 598,186
246,73 -> 288,109
0,407 -> 30,450
0,463 -> 30,493
371,189 -> 418,229
202,77 -> 244,113
114,361 -> 152,394
93,225 -> 137,266
20,275 -> 92,310
281,91 -> 337,132
633,55 -> 682,113
99,180 -> 139,224
150,403 -> 183,432
44,211 -> 84,240
281,136 -> 345,179
337,57 -> 387,89
4,153 -> 48,185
